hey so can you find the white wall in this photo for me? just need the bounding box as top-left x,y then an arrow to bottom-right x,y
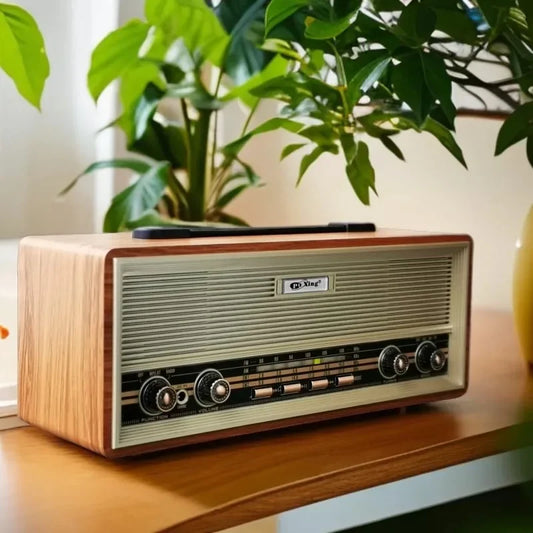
230,108 -> 533,310
0,0 -> 117,238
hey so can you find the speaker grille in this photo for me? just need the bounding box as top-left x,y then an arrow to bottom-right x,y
117,248 -> 454,371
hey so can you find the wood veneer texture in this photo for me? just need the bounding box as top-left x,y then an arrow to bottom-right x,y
17,230 -> 471,456
18,238 -> 107,454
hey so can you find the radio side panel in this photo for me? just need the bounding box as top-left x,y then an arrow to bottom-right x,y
18,238 -> 107,454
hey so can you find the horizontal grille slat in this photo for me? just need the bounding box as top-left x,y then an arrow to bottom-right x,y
121,258 -> 451,279
121,293 -> 451,328
117,250 -> 455,368
120,301 -> 450,347
120,315 -> 449,361
121,279 -> 450,307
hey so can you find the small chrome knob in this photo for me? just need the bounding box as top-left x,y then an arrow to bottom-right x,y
194,369 -> 231,407
210,378 -> 231,404
139,376 -> 177,416
156,386 -> 177,412
416,341 -> 447,373
430,349 -> 447,371
379,345 -> 410,379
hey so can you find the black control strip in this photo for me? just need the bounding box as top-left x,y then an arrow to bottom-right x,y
132,222 -> 376,240
121,334 -> 449,426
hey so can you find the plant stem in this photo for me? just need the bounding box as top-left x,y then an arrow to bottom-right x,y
241,99 -> 260,136
210,110 -> 219,196
457,108 -> 512,120
180,99 -> 192,165
188,109 -> 213,220
329,42 -> 352,123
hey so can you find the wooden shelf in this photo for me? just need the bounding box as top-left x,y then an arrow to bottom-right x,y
1,310 -> 532,533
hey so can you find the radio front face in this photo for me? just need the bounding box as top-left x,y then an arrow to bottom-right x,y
112,243 -> 470,450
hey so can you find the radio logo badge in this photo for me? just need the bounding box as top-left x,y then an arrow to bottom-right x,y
281,276 -> 330,294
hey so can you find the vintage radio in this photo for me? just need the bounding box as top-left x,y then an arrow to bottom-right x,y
18,224 -> 472,457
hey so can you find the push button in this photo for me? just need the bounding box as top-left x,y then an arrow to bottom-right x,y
281,383 -> 302,395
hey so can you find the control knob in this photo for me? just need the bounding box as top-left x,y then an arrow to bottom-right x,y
378,345 -> 410,379
194,369 -> 231,407
415,341 -> 447,373
139,376 -> 177,416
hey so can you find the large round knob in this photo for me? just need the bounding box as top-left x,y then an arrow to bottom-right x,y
378,345 -> 410,379
416,341 -> 447,373
139,376 -> 177,416
194,369 -> 232,407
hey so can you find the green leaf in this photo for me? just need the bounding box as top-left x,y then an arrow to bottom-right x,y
260,38 -> 303,61
265,0 -> 309,36
157,36 -> 196,72
130,120 -> 188,169
380,135 -> 405,161
88,19 -> 150,102
394,2 -> 436,46
61,159 -> 151,196
145,0 -> 229,67
222,54 -> 289,107
222,117 -> 305,158
419,51 -> 456,126
518,0 -> 533,43
527,136 -> 533,167
495,102 -> 533,155
251,71 -> 342,109
215,0 -> 270,84
345,50 -> 391,106
298,144 -> 338,184
0,3 -> 49,109
433,8 -> 478,44
166,75 -> 220,109
238,160 -> 262,186
392,54 -> 433,125
298,124 -> 338,145
372,0 -> 403,11
424,117 -> 467,168
133,83 -> 165,140
103,161 -> 170,232
280,143 -> 307,160
216,184 -> 250,209
341,136 -> 376,205
305,12 -> 357,40
119,60 -> 166,112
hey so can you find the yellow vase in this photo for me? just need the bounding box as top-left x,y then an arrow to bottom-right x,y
513,206 -> 533,369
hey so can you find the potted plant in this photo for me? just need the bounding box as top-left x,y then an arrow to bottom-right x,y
227,0 -> 533,204
63,0 -> 287,229
64,0 -> 532,228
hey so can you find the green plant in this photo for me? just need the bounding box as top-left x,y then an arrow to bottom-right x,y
63,0 -> 287,230
0,2 -> 49,109
65,0 -> 533,230
223,0 -> 533,205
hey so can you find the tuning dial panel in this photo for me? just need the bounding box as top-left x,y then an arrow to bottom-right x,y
378,345 -> 410,379
123,334 -> 450,426
416,341 -> 447,373
139,376 -> 177,416
194,369 -> 232,407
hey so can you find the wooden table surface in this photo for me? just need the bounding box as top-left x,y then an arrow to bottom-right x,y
1,310 -> 532,533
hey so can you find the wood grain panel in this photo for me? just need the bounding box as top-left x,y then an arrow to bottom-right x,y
18,237 -> 108,454
2,311 -> 532,533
